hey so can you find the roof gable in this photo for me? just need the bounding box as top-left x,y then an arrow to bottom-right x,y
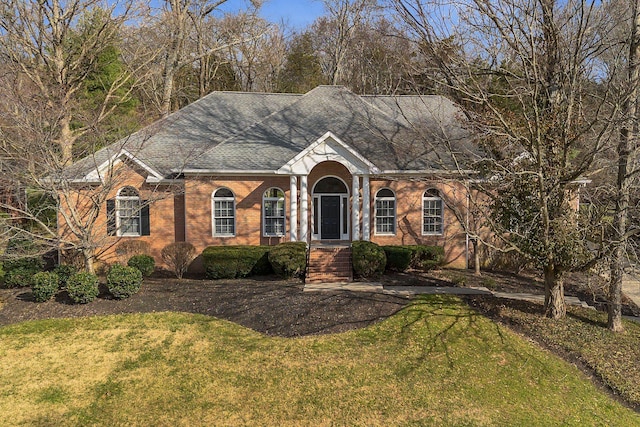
83,149 -> 163,183
278,132 -> 381,175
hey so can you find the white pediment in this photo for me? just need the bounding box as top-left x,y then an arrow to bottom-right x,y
84,149 -> 164,183
277,131 -> 380,175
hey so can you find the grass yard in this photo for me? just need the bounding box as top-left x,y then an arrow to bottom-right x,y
467,295 -> 640,409
0,295 -> 638,426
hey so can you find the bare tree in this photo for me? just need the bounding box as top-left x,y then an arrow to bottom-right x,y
391,0 -> 617,318
219,13 -> 285,92
134,0 -> 262,117
313,0 -> 379,85
343,17 -> 414,94
0,0 -> 140,166
608,0 -> 640,332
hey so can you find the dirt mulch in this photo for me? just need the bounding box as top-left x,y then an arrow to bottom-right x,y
0,276 -> 410,337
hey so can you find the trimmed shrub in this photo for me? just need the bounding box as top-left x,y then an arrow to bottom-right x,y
202,246 -> 272,279
107,264 -> 143,299
383,246 -> 412,272
161,242 -> 197,279
409,245 -> 445,271
66,272 -> 99,304
387,245 -> 445,271
127,254 -> 155,277
52,264 -> 77,288
4,266 -> 38,288
2,239 -> 45,288
351,241 -> 386,279
268,242 -> 307,278
31,272 -> 60,302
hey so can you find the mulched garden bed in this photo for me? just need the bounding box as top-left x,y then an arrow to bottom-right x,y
0,276 -> 409,337
1,268 -> 637,337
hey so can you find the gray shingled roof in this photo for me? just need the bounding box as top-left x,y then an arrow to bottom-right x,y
65,86 -> 477,179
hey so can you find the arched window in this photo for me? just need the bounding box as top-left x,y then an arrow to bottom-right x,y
423,189 -> 443,235
375,188 -> 396,235
314,176 -> 348,194
116,186 -> 141,236
212,188 -> 235,236
263,188 -> 285,237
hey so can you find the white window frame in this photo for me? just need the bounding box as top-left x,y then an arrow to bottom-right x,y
116,186 -> 141,237
422,189 -> 444,236
212,188 -> 236,237
374,188 -> 396,236
263,187 -> 286,237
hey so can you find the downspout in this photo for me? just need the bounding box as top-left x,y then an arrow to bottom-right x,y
465,191 -> 470,270
56,196 -> 61,266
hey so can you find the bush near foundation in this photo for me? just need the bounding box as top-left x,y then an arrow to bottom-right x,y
202,246 -> 272,279
161,242 -> 197,279
268,242 -> 307,278
406,245 -> 444,271
382,246 -> 413,272
31,272 -> 60,302
107,264 -> 143,299
127,255 -> 155,277
52,264 -> 77,288
351,241 -> 386,279
2,238 -> 45,288
66,272 -> 99,304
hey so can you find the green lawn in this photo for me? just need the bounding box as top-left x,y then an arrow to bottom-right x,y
0,295 -> 637,426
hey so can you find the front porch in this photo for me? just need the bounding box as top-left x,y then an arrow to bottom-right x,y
305,242 -> 353,284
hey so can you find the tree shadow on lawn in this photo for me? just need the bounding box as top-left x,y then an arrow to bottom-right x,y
393,296 -> 542,370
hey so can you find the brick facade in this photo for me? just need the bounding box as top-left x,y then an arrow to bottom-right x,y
58,163 -> 181,269
62,161 -> 471,270
368,178 -> 469,268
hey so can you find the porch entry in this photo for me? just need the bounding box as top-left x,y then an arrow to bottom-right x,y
312,176 -> 349,240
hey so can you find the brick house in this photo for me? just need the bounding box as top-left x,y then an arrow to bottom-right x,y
61,85 -> 480,278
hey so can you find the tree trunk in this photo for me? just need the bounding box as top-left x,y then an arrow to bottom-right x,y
609,0 -> 640,332
544,264 -> 566,319
160,0 -> 187,117
473,238 -> 481,275
609,246 -> 624,332
82,248 -> 96,275
58,114 -> 75,167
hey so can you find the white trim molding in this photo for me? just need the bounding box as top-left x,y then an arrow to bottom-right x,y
277,131 -> 381,176
290,176 -> 298,241
86,149 -> 164,182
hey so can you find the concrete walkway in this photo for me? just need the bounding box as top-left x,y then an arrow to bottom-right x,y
304,282 -> 593,308
623,273 -> 640,309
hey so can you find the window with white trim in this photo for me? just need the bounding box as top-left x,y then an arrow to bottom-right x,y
213,188 -> 235,236
375,188 -> 396,235
263,188 -> 285,237
423,189 -> 443,235
116,186 -> 141,236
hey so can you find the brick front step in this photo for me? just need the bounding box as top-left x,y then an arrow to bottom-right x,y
306,245 -> 353,284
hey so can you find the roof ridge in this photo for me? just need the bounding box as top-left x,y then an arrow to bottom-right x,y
195,86 -> 351,159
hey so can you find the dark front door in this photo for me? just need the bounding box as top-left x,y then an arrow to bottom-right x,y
320,196 -> 341,239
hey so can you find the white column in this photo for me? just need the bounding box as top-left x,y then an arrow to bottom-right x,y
290,175 -> 298,241
352,175 -> 360,241
362,174 -> 370,241
300,175 -> 309,242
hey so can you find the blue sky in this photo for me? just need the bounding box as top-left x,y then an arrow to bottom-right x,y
224,0 -> 325,29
